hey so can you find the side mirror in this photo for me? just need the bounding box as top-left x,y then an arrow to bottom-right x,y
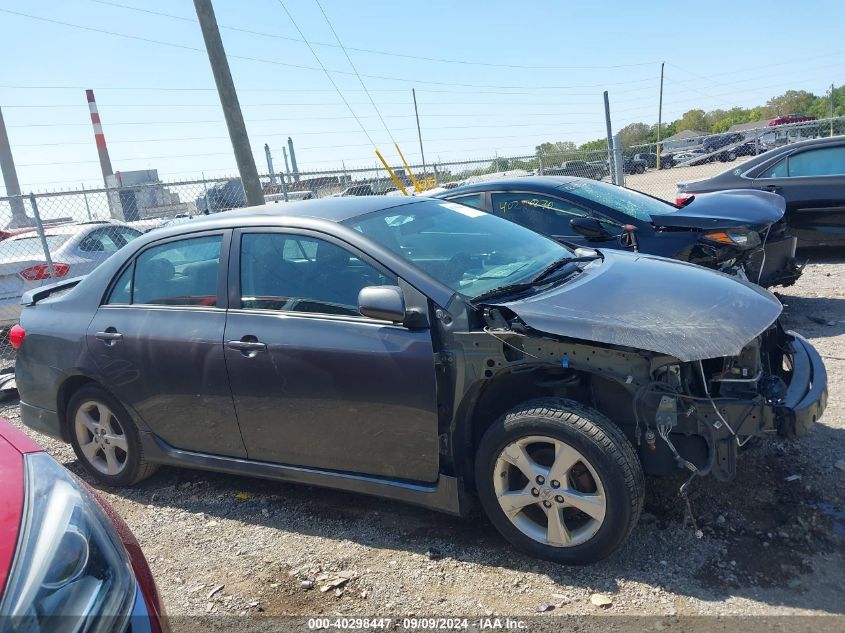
570,217 -> 611,241
358,286 -> 406,322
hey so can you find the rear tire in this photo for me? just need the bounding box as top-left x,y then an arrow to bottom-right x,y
68,385 -> 157,486
475,399 -> 643,564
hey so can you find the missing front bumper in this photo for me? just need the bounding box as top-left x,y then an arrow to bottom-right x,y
775,331 -> 828,437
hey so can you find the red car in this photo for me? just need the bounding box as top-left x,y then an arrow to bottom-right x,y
0,418 -> 167,631
768,114 -> 816,126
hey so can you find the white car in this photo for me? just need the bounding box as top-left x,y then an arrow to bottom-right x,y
673,150 -> 706,163
0,222 -> 141,327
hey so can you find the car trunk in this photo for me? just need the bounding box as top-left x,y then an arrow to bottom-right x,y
0,259 -> 41,300
654,189 -> 785,230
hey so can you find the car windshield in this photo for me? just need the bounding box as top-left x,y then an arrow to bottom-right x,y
0,234 -> 72,260
346,200 -> 574,299
558,179 -> 676,221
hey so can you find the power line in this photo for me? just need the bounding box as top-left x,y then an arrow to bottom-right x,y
313,0 -> 397,146
6,112 -> 608,128
0,8 -> 658,91
87,0 -> 661,71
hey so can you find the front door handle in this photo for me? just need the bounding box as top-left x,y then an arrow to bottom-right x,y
761,185 -> 780,193
95,330 -> 123,346
227,339 -> 267,354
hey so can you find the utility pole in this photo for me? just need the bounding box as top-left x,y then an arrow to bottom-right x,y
831,83 -> 835,137
282,146 -> 291,184
0,107 -> 29,227
657,62 -> 665,170
264,143 -> 276,185
603,91 -> 615,184
287,137 -> 299,183
193,0 -> 264,206
412,89 -> 427,176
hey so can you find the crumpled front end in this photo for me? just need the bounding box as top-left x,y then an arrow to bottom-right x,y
636,323 -> 827,481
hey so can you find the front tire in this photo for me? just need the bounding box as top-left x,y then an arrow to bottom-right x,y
68,385 -> 157,486
475,399 -> 644,564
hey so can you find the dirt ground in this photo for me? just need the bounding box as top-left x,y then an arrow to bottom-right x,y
2,253 -> 843,625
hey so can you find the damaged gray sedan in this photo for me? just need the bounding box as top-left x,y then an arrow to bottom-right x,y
14,197 -> 827,564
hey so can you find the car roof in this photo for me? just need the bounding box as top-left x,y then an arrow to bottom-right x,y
435,176 -> 582,196
171,196 -> 425,229
146,195 -> 429,236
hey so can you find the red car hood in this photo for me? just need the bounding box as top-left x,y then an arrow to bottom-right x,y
0,421 -> 43,600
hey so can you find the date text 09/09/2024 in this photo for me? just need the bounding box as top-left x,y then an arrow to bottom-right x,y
306,617 -> 530,630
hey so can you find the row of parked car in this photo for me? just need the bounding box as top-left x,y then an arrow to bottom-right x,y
0,133 -> 840,627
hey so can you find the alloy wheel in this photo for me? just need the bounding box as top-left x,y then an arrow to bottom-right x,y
74,400 -> 129,476
493,435 -> 606,547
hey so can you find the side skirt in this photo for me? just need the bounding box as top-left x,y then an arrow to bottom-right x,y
140,432 -> 466,516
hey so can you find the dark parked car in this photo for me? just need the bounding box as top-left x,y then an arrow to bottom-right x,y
677,135 -> 845,246
714,140 -> 766,163
544,160 -> 606,180
633,153 -> 657,168
702,133 -> 744,154
14,198 -> 826,564
621,156 -> 647,174
196,178 -> 247,213
337,183 -> 376,197
436,176 -> 802,287
0,418 -> 166,631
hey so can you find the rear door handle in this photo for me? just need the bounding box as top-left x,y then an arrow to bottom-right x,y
226,340 -> 267,352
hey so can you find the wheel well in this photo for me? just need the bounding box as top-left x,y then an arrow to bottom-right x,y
56,375 -> 95,442
457,368 -> 591,482
458,368 -> 637,485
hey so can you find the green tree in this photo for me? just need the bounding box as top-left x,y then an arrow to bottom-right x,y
676,109 -> 710,134
765,90 -> 816,116
535,141 -> 576,156
618,122 -> 651,147
579,138 -> 607,151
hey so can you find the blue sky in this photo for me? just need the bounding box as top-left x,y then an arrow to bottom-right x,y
1,0 -> 843,191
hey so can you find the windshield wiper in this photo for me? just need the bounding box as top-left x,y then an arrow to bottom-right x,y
470,281 -> 537,304
471,255 -> 602,304
530,254 -> 602,284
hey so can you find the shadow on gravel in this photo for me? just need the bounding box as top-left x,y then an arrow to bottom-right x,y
86,421 -> 845,614
778,293 -> 845,339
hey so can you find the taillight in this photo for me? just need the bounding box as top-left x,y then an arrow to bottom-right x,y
675,192 -> 697,206
9,324 -> 25,350
18,263 -> 70,281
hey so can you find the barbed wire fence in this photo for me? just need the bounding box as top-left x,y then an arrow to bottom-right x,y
0,116 -> 843,368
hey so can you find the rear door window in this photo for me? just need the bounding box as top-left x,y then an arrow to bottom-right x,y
490,192 -> 591,235
80,226 -> 142,253
107,235 -> 222,307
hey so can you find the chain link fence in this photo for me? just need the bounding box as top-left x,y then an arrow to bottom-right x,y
1,116 -> 843,368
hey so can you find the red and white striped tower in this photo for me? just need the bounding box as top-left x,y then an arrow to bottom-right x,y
85,89 -> 114,186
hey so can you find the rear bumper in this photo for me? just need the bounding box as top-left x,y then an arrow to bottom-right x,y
0,295 -> 22,327
776,331 -> 828,437
19,401 -> 63,441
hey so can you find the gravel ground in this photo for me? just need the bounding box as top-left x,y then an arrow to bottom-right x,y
2,255 -> 844,624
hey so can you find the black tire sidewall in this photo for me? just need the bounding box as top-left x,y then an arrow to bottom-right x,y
67,385 -> 144,487
475,403 -> 638,564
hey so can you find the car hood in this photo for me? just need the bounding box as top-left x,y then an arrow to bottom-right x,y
498,250 -> 782,362
653,189 -> 785,229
